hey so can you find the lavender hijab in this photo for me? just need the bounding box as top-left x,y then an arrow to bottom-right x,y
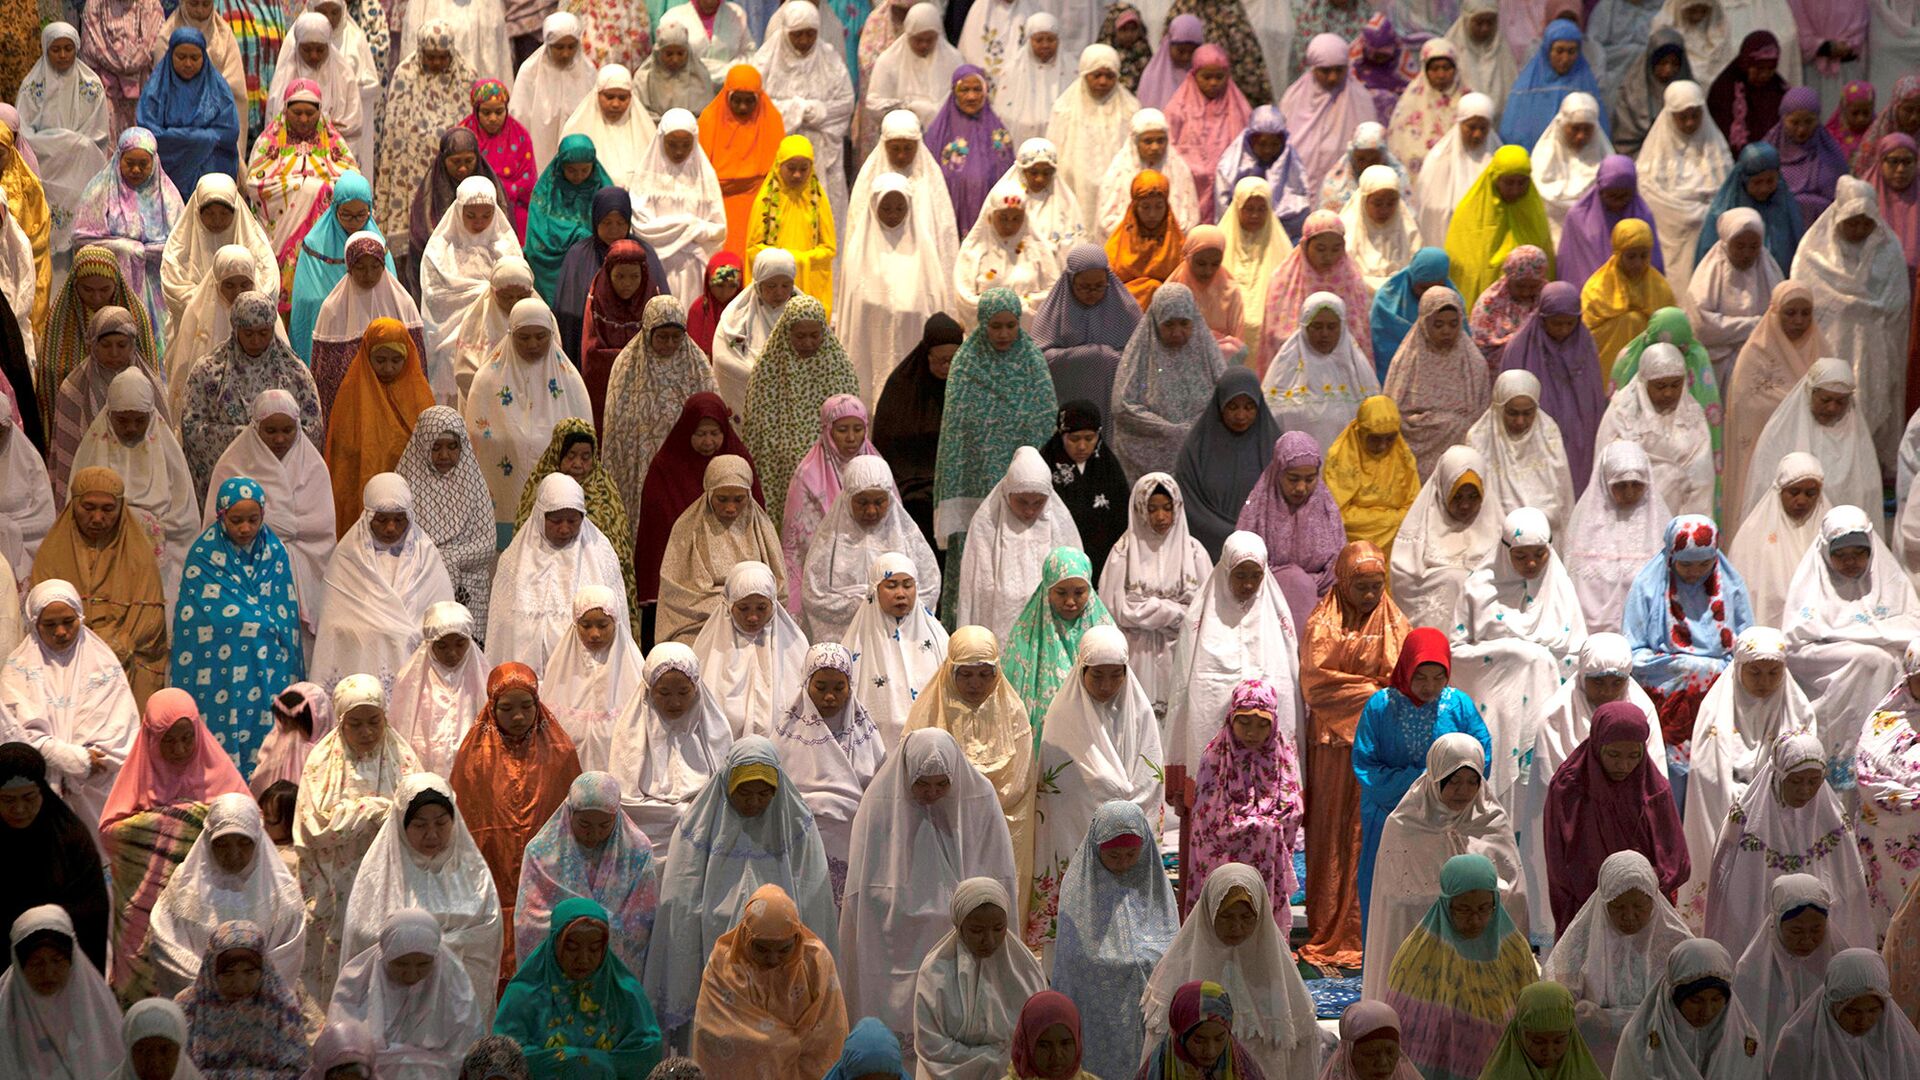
1764,85 -> 1850,224
1135,13 -> 1205,111
1556,154 -> 1663,287
1033,243 -> 1143,423
1350,14 -> 1409,121
924,64 -> 1016,239
1211,104 -> 1315,238
1235,430 -> 1346,628
1497,281 -> 1605,492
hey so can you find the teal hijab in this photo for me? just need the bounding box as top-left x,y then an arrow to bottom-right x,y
494,896 -> 663,1080
524,134 -> 614,304
1001,546 -> 1115,747
287,170 -> 392,361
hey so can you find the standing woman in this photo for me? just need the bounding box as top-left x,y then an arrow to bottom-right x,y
932,288 -> 1057,618
0,746 -> 112,974
392,407 -> 499,629
16,24 -> 111,274
377,25 -> 481,283
1352,628 -> 1491,932
629,109 -> 728,310
138,28 -> 243,197
912,877 -> 1044,1080
80,0 -> 165,135
1544,700 -> 1689,932
98,688 -> 250,991
1183,679 -> 1304,920
601,295 -> 718,520
460,81 -> 537,239
873,313 -> 961,554
70,130 -> 185,349
698,66 -> 785,259
450,661 -> 582,982
461,297 -> 592,542
1297,541 -> 1406,975
741,296 -> 861,530
244,83 -> 359,306
520,137 -> 610,305
1109,283 -> 1224,482
170,478 -> 305,772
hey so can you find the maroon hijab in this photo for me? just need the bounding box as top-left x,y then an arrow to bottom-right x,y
1542,700 -> 1689,931
632,391 -> 765,603
579,239 -> 657,426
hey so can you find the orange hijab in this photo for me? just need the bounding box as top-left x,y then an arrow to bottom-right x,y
449,661 -> 582,979
1105,169 -> 1186,309
324,317 -> 435,536
699,65 -> 786,255
692,883 -> 848,1079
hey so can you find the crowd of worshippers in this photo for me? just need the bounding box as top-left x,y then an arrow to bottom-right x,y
7,0 -> 1920,1078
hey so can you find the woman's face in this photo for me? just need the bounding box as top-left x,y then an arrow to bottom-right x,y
1778,765 -> 1826,809
991,205 -> 1025,238
1182,1019 -> 1231,1069
1230,708 -> 1273,749
594,210 -> 628,245
610,262 -> 646,300
1133,192 -> 1170,233
45,36 -> 76,72
1460,115 -> 1491,147
1408,662 -> 1448,703
748,931 -> 797,968
1423,305 -> 1462,350
806,667 -> 850,715
663,130 -> 695,164
1311,64 -> 1344,93
1135,127 -> 1169,164
710,486 -> 750,525
876,190 -> 910,229
1305,231 -> 1343,271
1084,66 -> 1118,98
1548,39 -> 1579,75
1236,193 -> 1272,233
1350,1034 -> 1403,1080
729,591 -> 772,633
1425,56 -> 1456,93
1522,1028 -> 1571,1069
1048,577 -> 1090,621
461,200 -> 496,234
1303,307 -> 1343,354
171,43 -> 205,81
598,86 -> 631,122
286,100 -> 321,139
1156,316 -> 1193,351
1363,187 -> 1398,225
562,160 -> 595,186
1680,988 -> 1728,1029
334,198 -> 370,234
1495,173 -> 1532,203
557,921 -> 608,981
1211,897 -> 1259,947
109,408 -> 150,445
1839,214 -> 1878,244
1779,905 -> 1829,956
877,573 -> 917,617
477,100 -> 508,134
1220,394 -> 1259,434
1778,296 -> 1814,340
430,632 -> 470,670
986,309 -> 1021,351
93,331 -> 133,369
385,951 -> 435,987
911,772 -> 952,805
1779,476 -> 1822,521
543,508 -> 582,548
1645,374 -> 1686,412
1071,267 -> 1109,307
952,662 -> 997,706
953,74 -> 987,115
159,718 -> 198,765
779,154 -> 813,191
650,669 -> 695,717
513,324 -> 552,360
1832,993 -> 1885,1037
1599,740 -> 1646,781
1229,560 -> 1264,603
340,705 -> 385,754
787,318 -> 826,358
1738,657 -> 1786,699
221,498 -> 263,548
1811,386 -> 1853,426
420,46 -> 451,74
1605,888 -> 1653,935
574,606 -> 616,652
20,942 -> 71,996
1020,160 -> 1055,193
957,901 -> 1006,959
1884,149 -> 1918,192
757,274 -> 795,308
214,947 -> 263,1002
1362,431 -> 1397,458
405,802 -> 453,856
690,417 -> 725,456
1447,888 -> 1497,939
1437,766 -> 1481,811
729,778 -> 776,817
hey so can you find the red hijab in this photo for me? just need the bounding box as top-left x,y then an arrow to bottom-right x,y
633,391 -> 765,603
1388,626 -> 1452,703
686,250 -> 744,357
1542,700 -> 1688,930
1011,991 -> 1083,1080
580,239 -> 658,424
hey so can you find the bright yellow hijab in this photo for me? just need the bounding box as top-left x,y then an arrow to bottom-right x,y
1443,145 -> 1552,310
1580,218 -> 1674,380
1324,395 -> 1421,560
745,134 -> 836,316
0,119 -> 52,338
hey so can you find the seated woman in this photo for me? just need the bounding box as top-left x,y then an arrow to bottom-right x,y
608,643 -> 734,854
1463,370 -> 1576,534
1614,939 -> 1768,1080
1477,981 -> 1608,1079
687,561 -> 807,738
1682,626 -> 1815,929
1388,445 -> 1498,629
691,883 -> 847,1078
1539,851 -> 1693,1072
515,771 -> 658,984
800,457 -> 941,644
48,307 -> 169,507
1030,244 -> 1141,413
1324,396 -> 1421,562
1739,359 -> 1879,548
1362,734 -> 1523,1002
1321,1001 -> 1419,1079
1381,853 -> 1539,1078
1141,865 -> 1322,1079
329,907 -> 486,1076
3,580 -> 139,838
1003,992 -> 1100,1080
1447,507 -> 1588,806
645,738 -> 836,1036
1049,800 -> 1178,1080
485,474 -> 627,677
540,587 -> 642,774
1544,701 -> 1687,934
912,877 -> 1045,1080
1781,506 -> 1920,782
1353,629 -> 1492,933
1733,874 -> 1847,1046
99,688 -> 250,992
385,603 -> 488,777
1564,442 -> 1672,635
1183,679 -> 1301,924
955,446 -> 1082,646
840,728 -> 1018,1044
779,396 -> 876,607
1622,515 -> 1754,807
306,474 -> 455,693
1728,454 -> 1829,628
108,999 -> 206,1080
496,897 -> 662,1077
0,746 -> 112,973
341,772 -> 505,1011
145,792 -> 305,999
1136,980 -> 1271,1080
0,904 -> 122,1077
1706,732 -> 1873,952
656,456 -> 784,646
175,919 -> 308,1079
1770,949 -> 1920,1078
